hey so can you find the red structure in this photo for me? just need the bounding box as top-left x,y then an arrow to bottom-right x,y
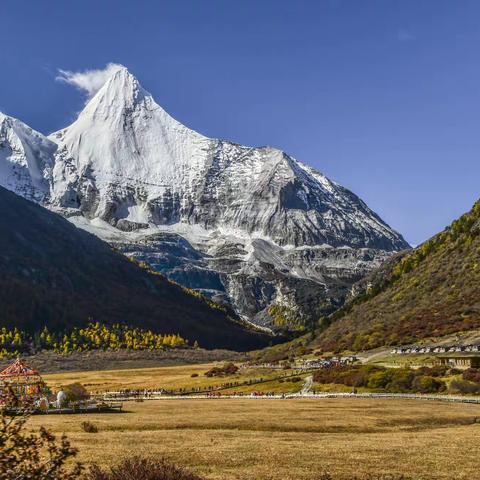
1,357 -> 40,378
0,358 -> 47,404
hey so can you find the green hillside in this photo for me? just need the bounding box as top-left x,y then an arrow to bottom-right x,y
316,200 -> 480,351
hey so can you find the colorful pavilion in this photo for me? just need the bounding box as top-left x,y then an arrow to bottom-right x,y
0,358 -> 48,405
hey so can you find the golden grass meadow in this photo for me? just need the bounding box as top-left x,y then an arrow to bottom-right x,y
32,365 -> 480,480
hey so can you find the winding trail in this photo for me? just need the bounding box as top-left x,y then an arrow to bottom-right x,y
299,375 -> 313,396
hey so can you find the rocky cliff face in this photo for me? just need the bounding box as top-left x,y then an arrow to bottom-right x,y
105,230 -> 393,329
0,66 -> 409,330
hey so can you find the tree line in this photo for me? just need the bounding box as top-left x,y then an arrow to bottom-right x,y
0,322 -> 189,358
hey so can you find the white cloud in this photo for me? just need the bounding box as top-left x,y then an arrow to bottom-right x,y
397,29 -> 416,42
56,63 -> 124,99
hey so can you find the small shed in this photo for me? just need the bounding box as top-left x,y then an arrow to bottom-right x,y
437,354 -> 480,369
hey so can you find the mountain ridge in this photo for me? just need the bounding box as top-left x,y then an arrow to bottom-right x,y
0,112 -> 56,201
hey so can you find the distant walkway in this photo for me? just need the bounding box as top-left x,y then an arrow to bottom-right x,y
96,391 -> 480,405
296,392 -> 480,404
299,376 -> 313,395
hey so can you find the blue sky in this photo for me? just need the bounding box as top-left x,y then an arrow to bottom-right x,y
1,0 -> 479,245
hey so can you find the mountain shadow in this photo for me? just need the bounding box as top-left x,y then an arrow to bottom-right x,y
0,186 -> 273,351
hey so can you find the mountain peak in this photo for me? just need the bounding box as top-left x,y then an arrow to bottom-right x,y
102,65 -> 144,95
46,66 -> 407,250
0,111 -> 55,202
48,66 -> 209,212
81,65 -> 149,118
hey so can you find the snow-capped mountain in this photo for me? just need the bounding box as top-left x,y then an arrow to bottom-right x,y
48,67 -> 405,250
0,112 -> 56,202
0,66 -> 409,330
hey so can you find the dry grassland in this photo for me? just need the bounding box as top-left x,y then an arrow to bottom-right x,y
43,363 -> 305,394
43,363 -> 223,392
28,398 -> 480,480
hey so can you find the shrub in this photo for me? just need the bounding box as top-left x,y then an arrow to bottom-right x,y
449,379 -> 480,395
204,367 -> 222,377
190,373 -> 199,378
81,421 -> 98,433
313,365 -> 382,388
64,383 -> 90,401
412,375 -> 445,393
387,369 -> 415,393
86,456 -> 205,480
463,368 -> 480,384
351,365 -> 382,388
222,362 -> 239,375
0,409 -> 83,479
313,364 -> 448,393
417,366 -> 448,377
367,370 -> 392,389
204,363 -> 239,377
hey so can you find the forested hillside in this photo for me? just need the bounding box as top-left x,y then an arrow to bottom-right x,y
316,200 -> 480,351
0,187 -> 271,351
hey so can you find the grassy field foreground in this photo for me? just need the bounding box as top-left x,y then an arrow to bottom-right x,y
28,398 -> 480,480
